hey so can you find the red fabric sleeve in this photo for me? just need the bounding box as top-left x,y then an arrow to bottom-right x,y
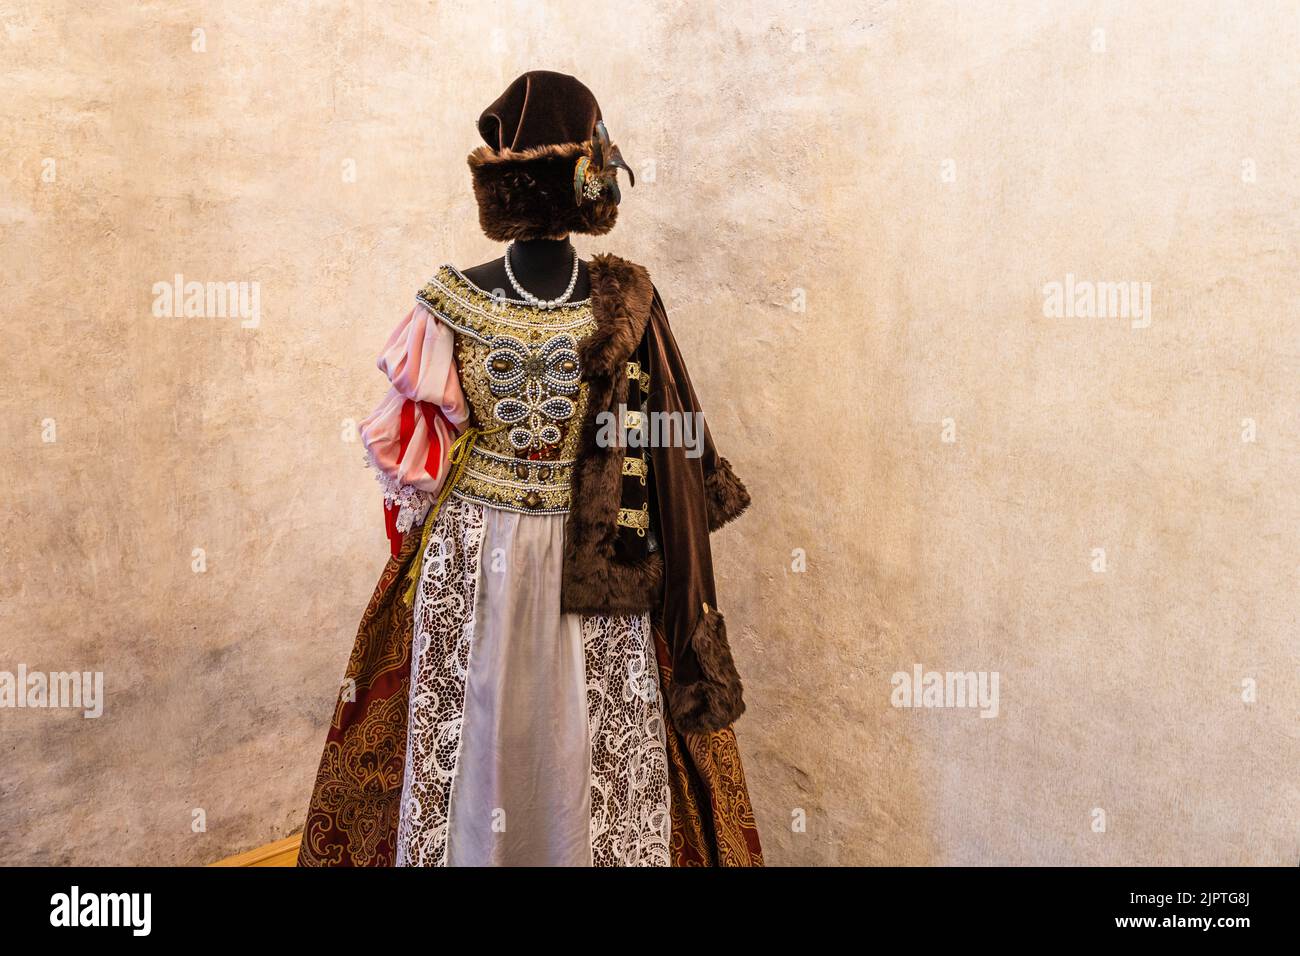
383,399 -> 456,557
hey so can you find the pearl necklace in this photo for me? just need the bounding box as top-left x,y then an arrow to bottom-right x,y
504,240 -> 580,310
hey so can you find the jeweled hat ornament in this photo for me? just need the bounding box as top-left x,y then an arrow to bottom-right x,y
468,70 -> 635,242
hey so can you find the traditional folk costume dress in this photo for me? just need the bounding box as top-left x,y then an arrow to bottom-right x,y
298,71 -> 761,867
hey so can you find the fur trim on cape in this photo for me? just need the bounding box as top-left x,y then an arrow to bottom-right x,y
560,253 -> 660,614
665,608 -> 746,733
705,456 -> 751,532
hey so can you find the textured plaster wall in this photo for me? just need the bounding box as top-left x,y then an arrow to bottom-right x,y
1,0 -> 1296,865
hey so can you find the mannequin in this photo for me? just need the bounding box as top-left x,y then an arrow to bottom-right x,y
462,235 -> 592,302
297,69 -> 762,868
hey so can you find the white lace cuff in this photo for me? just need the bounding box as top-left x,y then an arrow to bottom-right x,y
364,450 -> 434,533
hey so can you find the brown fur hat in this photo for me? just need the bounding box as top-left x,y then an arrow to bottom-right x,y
468,71 -> 626,241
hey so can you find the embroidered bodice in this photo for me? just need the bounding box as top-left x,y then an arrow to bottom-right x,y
416,265 -> 598,515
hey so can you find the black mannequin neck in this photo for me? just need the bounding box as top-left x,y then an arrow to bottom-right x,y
462,236 -> 591,303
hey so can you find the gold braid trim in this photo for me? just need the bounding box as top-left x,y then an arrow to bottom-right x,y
401,423 -> 506,607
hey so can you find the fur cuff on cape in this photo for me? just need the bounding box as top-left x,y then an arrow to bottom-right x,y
705,457 -> 752,532
666,608 -> 746,734
468,142 -> 619,242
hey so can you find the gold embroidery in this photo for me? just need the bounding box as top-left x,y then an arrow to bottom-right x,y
302,690 -> 407,866
617,503 -> 649,536
651,624 -> 765,867
415,267 -> 597,514
626,360 -> 650,393
299,534 -> 421,867
457,446 -> 578,514
622,454 -> 647,486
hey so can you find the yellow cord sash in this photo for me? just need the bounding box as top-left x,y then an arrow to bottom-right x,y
401,423 -> 505,607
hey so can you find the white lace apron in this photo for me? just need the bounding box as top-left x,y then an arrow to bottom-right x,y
394,496 -> 671,866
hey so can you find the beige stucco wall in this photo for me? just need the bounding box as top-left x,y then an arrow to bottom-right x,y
2,1 -> 1296,865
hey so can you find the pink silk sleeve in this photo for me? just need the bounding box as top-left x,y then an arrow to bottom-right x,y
360,304 -> 469,514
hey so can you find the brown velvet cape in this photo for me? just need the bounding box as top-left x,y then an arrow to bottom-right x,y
297,254 -> 761,866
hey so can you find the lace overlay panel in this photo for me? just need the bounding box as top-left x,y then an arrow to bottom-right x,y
394,496 -> 670,867
583,613 -> 672,866
394,497 -> 484,866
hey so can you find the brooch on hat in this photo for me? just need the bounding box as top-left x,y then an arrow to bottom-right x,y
573,121 -> 635,206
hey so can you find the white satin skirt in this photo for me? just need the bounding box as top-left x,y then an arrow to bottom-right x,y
394,495 -> 671,867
